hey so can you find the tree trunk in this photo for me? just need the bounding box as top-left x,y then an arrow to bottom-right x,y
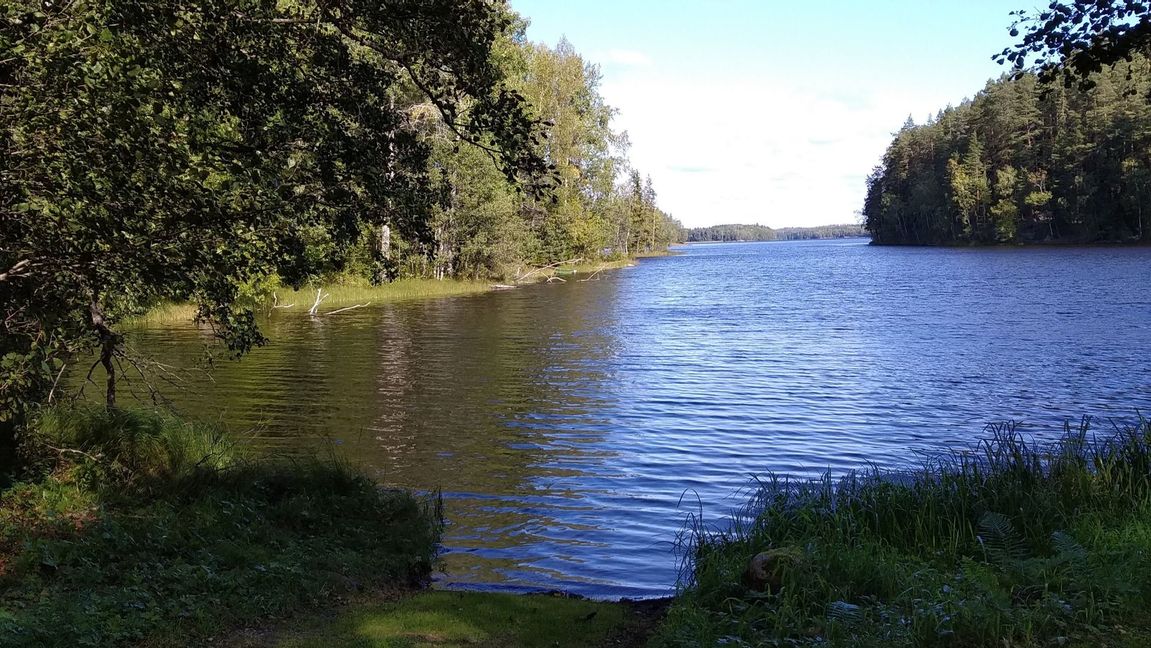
378,224 -> 391,260
89,300 -> 118,408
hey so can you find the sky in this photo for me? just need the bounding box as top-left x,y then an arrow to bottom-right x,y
509,0 -> 1028,228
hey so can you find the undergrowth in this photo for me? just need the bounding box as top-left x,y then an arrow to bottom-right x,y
0,406 -> 442,647
654,418 -> 1151,648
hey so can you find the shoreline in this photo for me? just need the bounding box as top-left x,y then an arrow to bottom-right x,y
127,259 -> 642,328
5,408 -> 1151,646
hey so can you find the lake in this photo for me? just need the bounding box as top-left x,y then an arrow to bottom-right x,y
120,240 -> 1151,599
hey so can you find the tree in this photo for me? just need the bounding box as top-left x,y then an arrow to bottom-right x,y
0,0 -> 550,429
998,1 -> 1151,90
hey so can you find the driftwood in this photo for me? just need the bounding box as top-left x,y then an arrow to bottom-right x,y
514,258 -> 583,284
546,276 -> 566,283
491,284 -> 517,290
271,292 -> 296,309
579,266 -> 607,282
308,289 -> 330,316
324,303 -> 371,316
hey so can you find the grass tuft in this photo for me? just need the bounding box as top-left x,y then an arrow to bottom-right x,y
654,418 -> 1151,648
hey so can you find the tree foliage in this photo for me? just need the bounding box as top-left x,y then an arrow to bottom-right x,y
686,224 -> 777,242
0,1 -> 680,436
864,58 -> 1151,245
998,1 -> 1151,89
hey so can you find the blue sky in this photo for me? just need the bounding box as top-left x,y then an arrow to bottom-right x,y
509,0 -> 1027,228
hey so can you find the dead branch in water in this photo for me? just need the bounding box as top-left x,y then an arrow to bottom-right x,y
579,266 -> 608,282
271,293 -> 296,309
514,258 -> 583,284
324,303 -> 371,316
308,289 -> 330,316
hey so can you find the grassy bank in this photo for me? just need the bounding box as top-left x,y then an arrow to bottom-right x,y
129,261 -> 643,327
239,591 -> 668,648
128,278 -> 492,327
653,419 -> 1151,647
0,407 -> 442,647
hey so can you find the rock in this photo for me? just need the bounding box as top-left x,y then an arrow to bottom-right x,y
741,547 -> 802,593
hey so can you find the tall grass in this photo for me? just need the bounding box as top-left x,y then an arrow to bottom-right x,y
1,407 -> 443,647
655,418 -> 1151,647
27,406 -> 237,491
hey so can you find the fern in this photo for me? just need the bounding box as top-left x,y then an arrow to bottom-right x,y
1051,531 -> 1088,566
977,512 -> 1028,564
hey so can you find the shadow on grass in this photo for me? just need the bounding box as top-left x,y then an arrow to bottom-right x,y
0,406 -> 442,648
271,591 -> 649,648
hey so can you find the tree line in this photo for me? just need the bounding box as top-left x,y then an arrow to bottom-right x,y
686,223 -> 865,242
864,54 -> 1151,245
0,0 -> 679,439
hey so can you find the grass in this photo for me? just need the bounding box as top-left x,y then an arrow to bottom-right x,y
127,279 -> 491,327
653,418 -> 1151,648
258,591 -> 645,648
274,279 -> 492,313
125,259 -> 648,327
0,406 -> 442,648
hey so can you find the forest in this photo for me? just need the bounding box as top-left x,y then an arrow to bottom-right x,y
685,224 -> 776,242
685,223 -> 865,242
864,54 -> 1151,245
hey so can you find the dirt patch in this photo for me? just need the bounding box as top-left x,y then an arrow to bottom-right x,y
598,597 -> 672,648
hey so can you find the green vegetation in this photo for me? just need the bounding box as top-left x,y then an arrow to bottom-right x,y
686,224 -> 866,243
127,279 -> 493,327
686,224 -> 777,243
654,419 -> 1151,647
865,56 -> 1151,245
0,407 -> 442,648
0,0 -> 680,435
775,224 -> 868,241
263,591 -> 656,648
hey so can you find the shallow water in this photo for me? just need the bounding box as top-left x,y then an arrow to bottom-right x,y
114,240 -> 1151,598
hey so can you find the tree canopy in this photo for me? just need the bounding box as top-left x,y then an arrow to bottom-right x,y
998,1 -> 1151,89
0,1 -> 680,433
864,56 -> 1151,245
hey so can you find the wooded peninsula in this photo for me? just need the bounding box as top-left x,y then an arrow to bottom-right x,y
864,54 -> 1151,246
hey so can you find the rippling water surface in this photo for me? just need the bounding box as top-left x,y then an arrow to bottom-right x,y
119,241 -> 1151,598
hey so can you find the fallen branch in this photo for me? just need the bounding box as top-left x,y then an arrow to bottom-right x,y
0,258 -> 32,282
515,258 -> 583,284
271,292 -> 296,309
580,266 -> 607,282
308,289 -> 330,316
491,284 -> 517,290
46,361 -> 67,404
324,303 -> 371,316
546,276 -> 567,283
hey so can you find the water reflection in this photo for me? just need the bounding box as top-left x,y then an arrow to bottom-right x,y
78,241 -> 1151,598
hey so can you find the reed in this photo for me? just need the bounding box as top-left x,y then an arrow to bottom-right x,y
655,418 -> 1151,647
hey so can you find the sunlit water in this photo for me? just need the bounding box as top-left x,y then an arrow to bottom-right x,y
107,240 -> 1151,598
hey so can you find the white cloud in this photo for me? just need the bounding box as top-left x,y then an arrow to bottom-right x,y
599,70 -> 948,229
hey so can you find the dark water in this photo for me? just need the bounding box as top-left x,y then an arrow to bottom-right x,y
115,240 -> 1151,599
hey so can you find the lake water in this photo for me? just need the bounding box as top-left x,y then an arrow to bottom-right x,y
121,240 -> 1151,599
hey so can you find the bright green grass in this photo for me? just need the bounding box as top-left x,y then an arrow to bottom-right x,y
126,279 -> 492,327
653,419 -> 1151,648
270,591 -> 630,648
276,279 -> 491,313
